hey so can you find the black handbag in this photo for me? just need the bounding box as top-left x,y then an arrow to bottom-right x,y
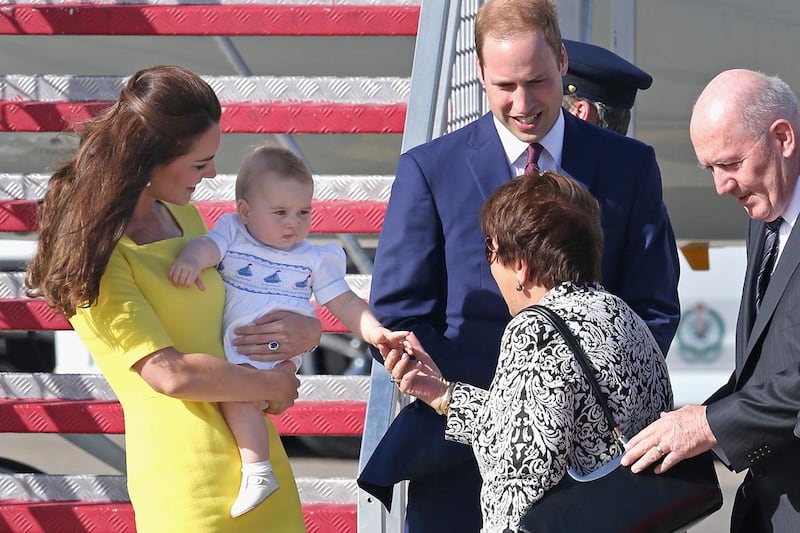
519,305 -> 723,533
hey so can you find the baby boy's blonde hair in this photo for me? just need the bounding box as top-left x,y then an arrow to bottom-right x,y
235,145 -> 313,202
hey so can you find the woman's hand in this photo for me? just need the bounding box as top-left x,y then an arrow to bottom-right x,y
384,332 -> 448,407
133,347 -> 302,409
262,365 -> 301,415
233,310 -> 322,362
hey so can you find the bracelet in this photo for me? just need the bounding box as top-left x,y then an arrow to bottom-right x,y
435,381 -> 456,416
302,344 -> 319,356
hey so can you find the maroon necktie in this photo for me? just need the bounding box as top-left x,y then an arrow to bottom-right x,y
525,143 -> 544,175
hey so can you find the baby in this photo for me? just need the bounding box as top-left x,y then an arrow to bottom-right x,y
169,144 -> 406,517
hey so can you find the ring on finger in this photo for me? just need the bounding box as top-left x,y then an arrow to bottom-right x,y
655,444 -> 665,455
267,341 -> 280,352
389,376 -> 398,384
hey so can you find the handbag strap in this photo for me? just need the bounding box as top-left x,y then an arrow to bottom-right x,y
525,304 -> 625,445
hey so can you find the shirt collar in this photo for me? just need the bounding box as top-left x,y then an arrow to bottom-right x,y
780,174 -> 800,232
492,110 -> 565,173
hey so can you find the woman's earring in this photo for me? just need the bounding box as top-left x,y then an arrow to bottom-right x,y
515,283 -> 523,292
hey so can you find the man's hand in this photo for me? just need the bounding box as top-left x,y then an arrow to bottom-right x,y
621,405 -> 717,473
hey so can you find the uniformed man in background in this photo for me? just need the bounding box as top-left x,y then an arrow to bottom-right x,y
562,39 -> 652,135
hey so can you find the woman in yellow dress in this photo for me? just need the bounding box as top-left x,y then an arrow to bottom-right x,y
25,65 -> 313,532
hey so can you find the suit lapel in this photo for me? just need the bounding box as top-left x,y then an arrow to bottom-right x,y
738,219 -> 762,369
467,114 -> 514,199
743,220 -> 800,362
468,111 -> 599,198
560,112 -> 598,190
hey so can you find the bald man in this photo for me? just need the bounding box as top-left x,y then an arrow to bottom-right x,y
622,69 -> 800,532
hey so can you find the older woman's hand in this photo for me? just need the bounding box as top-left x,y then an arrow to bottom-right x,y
384,332 -> 449,408
233,310 -> 322,362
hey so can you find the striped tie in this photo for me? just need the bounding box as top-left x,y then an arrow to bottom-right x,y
525,143 -> 544,175
754,217 -> 783,311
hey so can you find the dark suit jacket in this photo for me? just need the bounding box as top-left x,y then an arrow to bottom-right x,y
358,111 -> 680,512
706,217 -> 800,530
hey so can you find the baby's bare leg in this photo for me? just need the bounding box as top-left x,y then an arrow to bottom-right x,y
222,364 -> 279,517
221,399 -> 270,463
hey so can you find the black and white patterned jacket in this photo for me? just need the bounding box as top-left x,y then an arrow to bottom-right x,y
445,282 -> 673,532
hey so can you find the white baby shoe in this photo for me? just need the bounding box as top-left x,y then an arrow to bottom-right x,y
230,469 -> 279,518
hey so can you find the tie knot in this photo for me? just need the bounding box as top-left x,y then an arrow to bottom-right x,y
525,143 -> 544,175
766,217 -> 784,233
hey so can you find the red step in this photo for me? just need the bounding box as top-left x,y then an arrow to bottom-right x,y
0,298 -> 366,333
0,399 -> 366,436
0,501 -> 356,533
0,199 -> 385,234
0,101 -> 406,133
0,4 -> 419,36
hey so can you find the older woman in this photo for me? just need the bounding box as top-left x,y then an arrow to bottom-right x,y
386,171 -> 673,532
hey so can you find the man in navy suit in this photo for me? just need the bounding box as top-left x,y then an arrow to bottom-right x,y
358,0 -> 680,531
623,69 -> 800,533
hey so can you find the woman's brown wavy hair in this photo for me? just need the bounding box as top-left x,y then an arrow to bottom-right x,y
25,65 -> 221,317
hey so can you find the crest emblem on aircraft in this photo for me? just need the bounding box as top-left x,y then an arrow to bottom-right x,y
676,302 -> 724,362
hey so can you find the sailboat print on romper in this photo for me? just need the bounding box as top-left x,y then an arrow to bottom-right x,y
237,263 -> 253,277
295,273 -> 311,288
264,270 -> 282,283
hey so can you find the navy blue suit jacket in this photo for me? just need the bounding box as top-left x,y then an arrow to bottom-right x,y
358,111 -> 680,510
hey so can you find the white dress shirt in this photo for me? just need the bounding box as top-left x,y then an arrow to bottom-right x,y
775,174 -> 800,263
493,111 -> 567,178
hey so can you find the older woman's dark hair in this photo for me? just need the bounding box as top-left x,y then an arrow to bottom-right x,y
26,65 -> 222,316
480,171 -> 603,288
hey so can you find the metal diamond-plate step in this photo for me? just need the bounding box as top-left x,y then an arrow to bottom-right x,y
0,474 -> 357,504
194,175 -> 394,203
0,474 -> 129,502
0,272 -> 371,300
0,173 -> 394,202
0,373 -> 116,401
0,373 -> 369,401
0,76 -> 410,104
